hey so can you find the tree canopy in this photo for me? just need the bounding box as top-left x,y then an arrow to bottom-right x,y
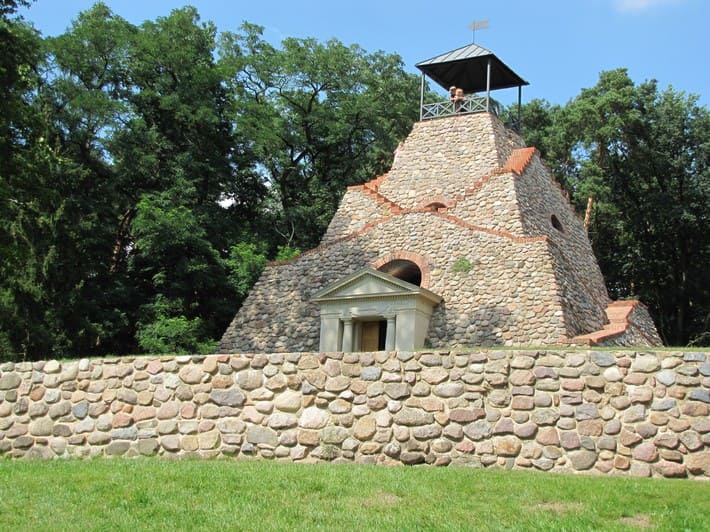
218,23 -> 420,248
516,69 -> 709,346
0,2 -> 422,359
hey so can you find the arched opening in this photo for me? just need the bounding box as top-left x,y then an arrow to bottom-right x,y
371,251 -> 431,288
415,196 -> 454,212
550,214 -> 563,232
378,259 -> 422,286
424,202 -> 447,212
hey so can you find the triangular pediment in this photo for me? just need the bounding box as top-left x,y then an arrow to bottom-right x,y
313,267 -> 440,304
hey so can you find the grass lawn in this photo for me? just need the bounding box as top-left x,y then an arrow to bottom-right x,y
0,459 -> 707,531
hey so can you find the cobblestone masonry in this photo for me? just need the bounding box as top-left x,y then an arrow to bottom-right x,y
322,187 -> 394,244
0,351 -> 707,479
219,213 -> 566,353
218,112 -> 662,352
376,113 -> 524,211
514,156 -> 611,336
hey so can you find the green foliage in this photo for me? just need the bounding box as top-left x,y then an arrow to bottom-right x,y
219,23 -> 421,249
274,245 -> 301,262
225,242 -> 267,300
451,256 -> 473,273
0,4 -> 417,359
136,314 -> 214,355
0,2 -> 58,359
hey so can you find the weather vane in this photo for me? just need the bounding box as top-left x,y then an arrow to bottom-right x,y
469,19 -> 489,44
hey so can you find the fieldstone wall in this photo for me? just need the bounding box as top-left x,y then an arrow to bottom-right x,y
1,350 -> 707,479
219,212 -> 567,353
376,113 -> 524,210
514,156 -> 610,336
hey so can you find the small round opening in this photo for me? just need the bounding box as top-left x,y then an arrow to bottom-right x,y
378,259 -> 422,286
551,215 -> 563,232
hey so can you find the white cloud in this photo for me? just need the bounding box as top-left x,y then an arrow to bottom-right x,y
614,0 -> 682,12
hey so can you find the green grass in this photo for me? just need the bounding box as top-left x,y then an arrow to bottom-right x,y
0,460 -> 708,531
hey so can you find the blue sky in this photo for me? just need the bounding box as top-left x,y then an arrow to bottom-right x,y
19,0 -> 708,106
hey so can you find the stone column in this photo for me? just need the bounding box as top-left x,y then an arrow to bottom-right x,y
341,318 -> 354,352
385,315 -> 396,351
395,309 -> 417,351
319,316 -> 340,352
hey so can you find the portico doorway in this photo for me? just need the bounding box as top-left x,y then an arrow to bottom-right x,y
360,320 -> 387,351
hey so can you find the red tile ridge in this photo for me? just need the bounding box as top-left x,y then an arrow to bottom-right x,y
347,183 -> 404,216
493,147 -> 537,177
267,211 -> 549,267
568,300 -> 641,346
434,212 -> 548,244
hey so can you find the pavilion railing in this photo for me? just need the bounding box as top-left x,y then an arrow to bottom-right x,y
421,95 -> 490,120
421,96 -> 521,131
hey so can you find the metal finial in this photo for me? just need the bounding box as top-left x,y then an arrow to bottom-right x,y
468,19 -> 489,43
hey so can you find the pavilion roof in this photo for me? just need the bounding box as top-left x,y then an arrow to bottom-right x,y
416,43 -> 528,93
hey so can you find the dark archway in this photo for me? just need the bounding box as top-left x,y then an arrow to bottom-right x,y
378,259 -> 422,286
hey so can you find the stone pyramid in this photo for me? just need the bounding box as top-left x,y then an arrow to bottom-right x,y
218,112 -> 661,353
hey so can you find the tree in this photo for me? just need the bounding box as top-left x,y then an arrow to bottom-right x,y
0,5 -> 427,359
117,7 -> 251,352
0,4 -> 259,358
219,24 -> 421,249
519,70 -> 709,345
31,2 -> 138,355
0,0 -> 57,358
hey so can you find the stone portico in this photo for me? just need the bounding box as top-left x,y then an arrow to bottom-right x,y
313,268 -> 442,352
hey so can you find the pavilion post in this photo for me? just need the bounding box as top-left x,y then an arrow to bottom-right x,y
517,85 -> 522,131
485,58 -> 491,112
419,73 -> 425,121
